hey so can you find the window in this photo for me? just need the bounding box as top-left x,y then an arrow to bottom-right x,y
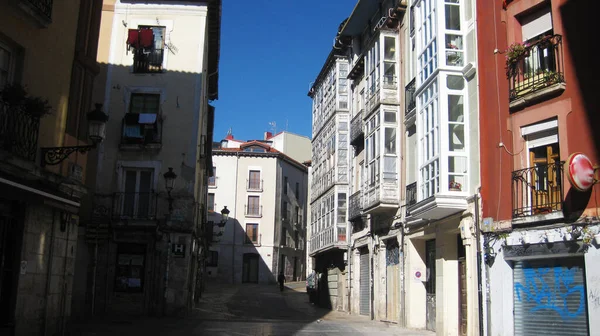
282,201 -> 289,220
418,81 -> 440,199
417,0 -> 438,83
245,223 -> 259,244
243,146 -> 266,152
444,0 -> 464,66
284,176 -> 288,194
131,26 -> 165,73
248,170 -> 261,189
121,169 -> 154,218
520,6 -> 554,78
0,41 -> 15,88
115,244 -> 145,292
383,36 -> 397,86
123,93 -> 161,144
281,227 -> 287,246
247,196 -> 260,216
206,250 -> 218,267
295,206 -> 300,223
207,193 -> 215,212
295,182 -> 300,199
208,167 -> 216,187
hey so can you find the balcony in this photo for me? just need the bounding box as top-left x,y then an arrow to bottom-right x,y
245,205 -> 262,217
120,113 -> 163,150
405,78 -> 416,119
0,100 -> 40,162
18,0 -> 53,26
350,109 -> 364,146
112,192 -> 158,221
309,225 -> 346,256
507,35 -> 565,110
512,161 -> 565,223
133,48 -> 164,74
348,191 -> 363,221
246,179 -> 263,192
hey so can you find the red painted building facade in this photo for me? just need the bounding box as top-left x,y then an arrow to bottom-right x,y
477,0 -> 600,334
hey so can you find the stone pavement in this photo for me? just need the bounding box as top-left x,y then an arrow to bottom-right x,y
69,281 -> 434,335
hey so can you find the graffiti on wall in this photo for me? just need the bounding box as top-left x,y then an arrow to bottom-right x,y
515,266 -> 585,319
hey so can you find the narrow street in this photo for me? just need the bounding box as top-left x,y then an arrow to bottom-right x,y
70,282 -> 434,336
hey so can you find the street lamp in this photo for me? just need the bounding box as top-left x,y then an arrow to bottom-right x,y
216,206 -> 229,236
41,103 -> 108,166
163,167 -> 177,213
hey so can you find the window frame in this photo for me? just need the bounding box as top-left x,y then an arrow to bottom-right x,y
245,223 -> 259,244
114,243 -> 146,293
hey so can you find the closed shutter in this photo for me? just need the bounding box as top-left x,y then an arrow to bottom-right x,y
359,250 -> 370,316
513,257 -> 588,336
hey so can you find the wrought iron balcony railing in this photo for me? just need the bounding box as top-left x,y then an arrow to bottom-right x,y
245,205 -> 262,217
507,34 -> 564,102
350,109 -> 364,146
405,78 -> 416,117
120,113 -> 163,146
113,191 -> 158,220
133,49 -> 164,73
246,179 -> 263,191
20,0 -> 53,22
405,182 -> 417,215
0,100 -> 40,161
512,161 -> 564,218
348,191 -> 362,221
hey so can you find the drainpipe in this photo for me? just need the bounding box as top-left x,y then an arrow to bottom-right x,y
400,223 -> 406,327
474,193 -> 484,336
91,239 -> 98,316
60,215 -> 71,336
43,210 -> 57,336
231,151 -> 239,284
163,232 -> 171,316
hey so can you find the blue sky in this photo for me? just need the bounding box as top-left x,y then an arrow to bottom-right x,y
212,0 -> 358,142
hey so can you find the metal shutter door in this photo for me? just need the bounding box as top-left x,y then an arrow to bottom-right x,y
359,250 -> 370,316
513,257 -> 588,336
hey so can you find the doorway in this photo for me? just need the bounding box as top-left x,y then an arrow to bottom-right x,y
425,239 -> 436,331
0,200 -> 22,333
242,253 -> 259,283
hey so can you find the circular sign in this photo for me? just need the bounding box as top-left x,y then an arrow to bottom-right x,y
415,271 -> 422,278
566,152 -> 596,192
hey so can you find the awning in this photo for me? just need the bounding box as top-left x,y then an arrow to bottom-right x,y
0,176 -> 81,212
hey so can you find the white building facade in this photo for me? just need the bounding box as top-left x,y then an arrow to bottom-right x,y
207,135 -> 309,284
79,0 -> 221,316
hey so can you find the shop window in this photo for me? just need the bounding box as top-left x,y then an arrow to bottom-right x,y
115,244 -> 146,292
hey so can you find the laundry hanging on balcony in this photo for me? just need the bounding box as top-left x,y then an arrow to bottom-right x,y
127,28 -> 154,51
138,113 -> 157,124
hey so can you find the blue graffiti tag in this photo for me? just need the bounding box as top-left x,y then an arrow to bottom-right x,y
515,266 -> 585,319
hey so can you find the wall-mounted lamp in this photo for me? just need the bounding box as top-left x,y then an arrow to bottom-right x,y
163,167 -> 177,213
215,206 -> 229,236
41,104 -> 108,166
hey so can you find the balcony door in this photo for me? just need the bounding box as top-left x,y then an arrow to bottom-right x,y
529,143 -> 561,214
122,169 -> 154,219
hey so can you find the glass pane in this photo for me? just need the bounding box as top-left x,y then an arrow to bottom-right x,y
445,4 -> 461,30
448,175 -> 466,191
384,62 -> 395,85
385,128 -> 396,154
449,126 -> 465,151
448,156 -> 468,173
384,111 -> 396,123
384,36 -> 396,60
447,75 -> 465,90
123,171 -> 137,217
448,95 -> 464,121
137,171 -> 152,217
207,193 -> 214,211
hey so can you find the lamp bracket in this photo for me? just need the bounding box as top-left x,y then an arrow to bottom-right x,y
41,144 -> 96,167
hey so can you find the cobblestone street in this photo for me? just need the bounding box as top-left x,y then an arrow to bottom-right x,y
70,282 -> 434,335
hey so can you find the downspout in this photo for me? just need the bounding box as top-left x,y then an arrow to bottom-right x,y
347,221 -> 352,314
163,232 -> 171,316
231,151 -> 239,284
400,224 -> 406,327
43,210 -> 57,336
474,192 -> 484,336
91,239 -> 98,316
60,216 -> 72,336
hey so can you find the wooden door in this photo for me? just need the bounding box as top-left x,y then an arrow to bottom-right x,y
529,144 -> 561,214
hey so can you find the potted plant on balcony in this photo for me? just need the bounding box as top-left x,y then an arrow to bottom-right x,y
0,83 -> 52,118
505,42 -> 529,77
449,180 -> 462,192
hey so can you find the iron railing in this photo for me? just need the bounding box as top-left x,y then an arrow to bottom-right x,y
507,34 -> 564,102
405,78 -> 416,116
113,192 -> 158,220
21,0 -> 53,22
348,191 -> 362,221
406,182 -> 417,215
133,49 -> 164,73
0,100 -> 40,161
120,113 -> 163,146
245,204 -> 262,217
246,179 -> 263,191
350,109 -> 364,146
512,161 -> 564,218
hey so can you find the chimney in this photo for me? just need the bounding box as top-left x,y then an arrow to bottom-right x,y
264,132 -> 273,140
225,134 -> 234,140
